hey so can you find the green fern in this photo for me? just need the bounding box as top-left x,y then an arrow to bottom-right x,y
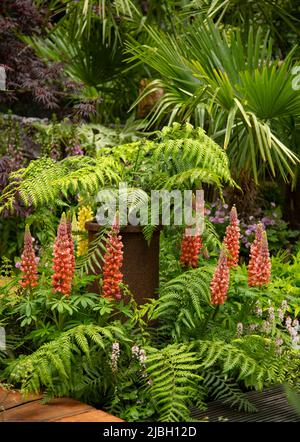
150,123 -> 235,190
0,156 -> 121,214
153,267 -> 214,338
76,227 -> 110,276
202,218 -> 221,251
62,351 -> 114,405
1,123 -> 234,217
104,122 -> 235,193
202,369 -> 257,413
195,336 -> 288,389
4,324 -> 126,398
231,335 -> 290,387
145,344 -> 202,422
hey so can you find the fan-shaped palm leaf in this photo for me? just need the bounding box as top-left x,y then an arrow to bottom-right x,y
127,21 -> 300,183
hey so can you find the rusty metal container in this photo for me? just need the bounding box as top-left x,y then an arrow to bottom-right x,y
85,222 -> 161,304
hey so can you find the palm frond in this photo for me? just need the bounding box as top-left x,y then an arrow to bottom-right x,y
127,21 -> 300,183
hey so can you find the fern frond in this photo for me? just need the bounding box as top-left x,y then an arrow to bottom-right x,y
202,218 -> 221,251
76,227 -> 109,276
195,336 -> 287,389
153,267 -> 214,338
151,123 -> 235,189
4,324 -> 126,397
145,344 -> 202,422
202,369 -> 257,413
0,156 -> 121,214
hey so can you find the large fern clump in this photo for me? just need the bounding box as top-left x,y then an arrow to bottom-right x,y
0,155 -> 121,215
153,267 -> 215,339
143,335 -> 293,421
3,323 -> 127,400
0,123 -> 234,218
151,123 -> 234,190
107,122 -> 235,192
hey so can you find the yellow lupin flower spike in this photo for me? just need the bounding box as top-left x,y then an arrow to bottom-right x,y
77,205 -> 94,256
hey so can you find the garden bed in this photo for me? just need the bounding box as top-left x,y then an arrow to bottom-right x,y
1,0 -> 300,424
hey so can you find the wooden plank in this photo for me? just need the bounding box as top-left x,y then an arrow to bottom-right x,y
55,410 -> 123,422
190,386 -> 300,422
1,398 -> 93,422
0,388 -> 42,411
0,391 -> 124,422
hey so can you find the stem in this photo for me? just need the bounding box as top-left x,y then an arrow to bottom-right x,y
212,304 -> 220,321
201,307 -> 215,337
125,287 -> 148,345
52,310 -> 60,329
58,312 -> 65,331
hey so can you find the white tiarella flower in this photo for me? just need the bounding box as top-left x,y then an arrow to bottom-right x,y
268,307 -> 275,322
275,337 -> 283,347
277,308 -> 284,322
249,323 -> 258,332
262,320 -> 271,334
285,316 -> 292,327
131,345 -> 140,358
139,349 -> 146,365
111,341 -> 120,372
237,322 -> 243,337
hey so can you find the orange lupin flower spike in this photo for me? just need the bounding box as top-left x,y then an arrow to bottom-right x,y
248,223 -> 271,287
102,216 -> 124,301
223,205 -> 240,268
210,248 -> 230,305
67,214 -> 75,276
52,213 -> 75,296
260,231 -> 271,285
20,225 -> 38,288
179,228 -> 203,269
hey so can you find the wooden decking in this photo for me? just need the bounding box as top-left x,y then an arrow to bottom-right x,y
0,388 -> 123,422
2,385 -> 299,422
190,385 -> 300,422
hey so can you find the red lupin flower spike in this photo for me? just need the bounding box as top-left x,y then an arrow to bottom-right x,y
20,225 -> 38,288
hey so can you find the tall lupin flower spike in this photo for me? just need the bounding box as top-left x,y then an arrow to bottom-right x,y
77,204 -> 94,256
260,231 -> 271,285
102,215 -> 124,301
210,248 -> 230,305
20,225 -> 38,288
52,213 -> 75,296
248,223 -> 271,287
179,228 -> 203,268
223,205 -> 240,268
